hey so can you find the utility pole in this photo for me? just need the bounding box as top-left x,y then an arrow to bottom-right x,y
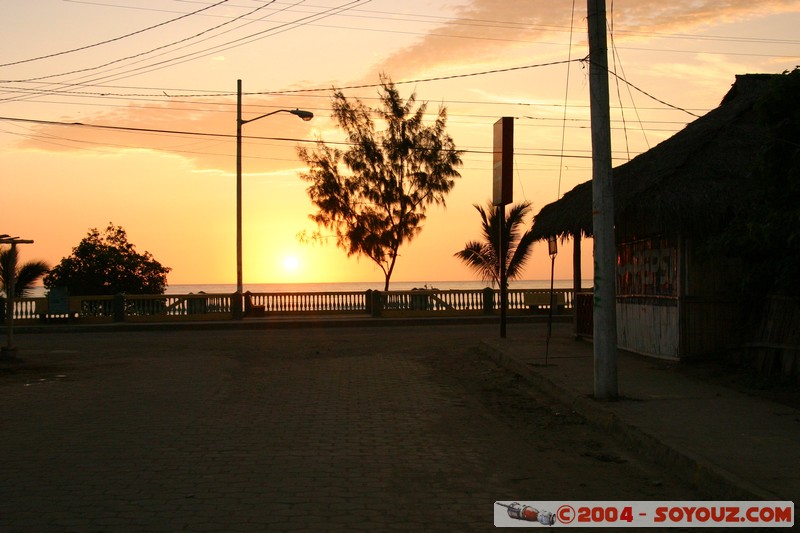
587,0 -> 618,399
236,79 -> 244,299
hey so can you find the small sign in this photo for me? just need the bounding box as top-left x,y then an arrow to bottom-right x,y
48,287 -> 70,314
493,117 -> 514,206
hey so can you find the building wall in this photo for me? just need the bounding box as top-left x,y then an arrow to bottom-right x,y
617,299 -> 680,359
615,236 -> 681,358
681,238 -> 744,358
612,235 -> 744,360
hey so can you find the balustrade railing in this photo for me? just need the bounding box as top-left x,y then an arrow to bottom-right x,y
377,288 -> 573,315
246,291 -> 365,314
3,287 -> 577,324
125,294 -> 233,321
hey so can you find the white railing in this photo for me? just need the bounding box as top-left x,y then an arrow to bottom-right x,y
245,291 -> 366,314
376,288 -> 573,315
3,293 -> 233,323
125,294 -> 233,321
3,287 -> 577,323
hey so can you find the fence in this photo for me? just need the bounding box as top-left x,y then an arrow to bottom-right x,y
3,288 -> 575,324
2,293 -> 235,324
244,291 -> 365,315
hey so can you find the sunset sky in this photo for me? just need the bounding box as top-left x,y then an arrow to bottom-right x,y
2,0 -> 799,287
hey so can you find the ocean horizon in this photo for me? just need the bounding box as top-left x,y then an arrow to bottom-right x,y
25,279 -> 591,298
164,279 -> 591,295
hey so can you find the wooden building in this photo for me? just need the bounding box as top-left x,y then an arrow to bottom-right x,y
531,73 -> 792,360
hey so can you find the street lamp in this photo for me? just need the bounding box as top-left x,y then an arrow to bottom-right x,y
235,79 -> 313,310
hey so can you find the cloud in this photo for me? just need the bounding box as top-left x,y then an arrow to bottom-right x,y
16,95 -> 318,173
15,0 -> 799,168
372,0 -> 800,80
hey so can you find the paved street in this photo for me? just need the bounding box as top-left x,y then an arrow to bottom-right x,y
1,324 -> 703,532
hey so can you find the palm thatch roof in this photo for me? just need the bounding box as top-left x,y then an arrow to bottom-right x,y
532,73 -> 787,241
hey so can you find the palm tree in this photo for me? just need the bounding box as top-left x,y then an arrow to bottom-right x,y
0,246 -> 49,298
455,201 -> 536,286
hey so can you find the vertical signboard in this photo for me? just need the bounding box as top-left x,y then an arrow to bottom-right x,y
492,117 -> 513,338
493,117 -> 514,206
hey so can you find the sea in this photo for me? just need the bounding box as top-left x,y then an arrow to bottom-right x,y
166,279 -> 589,295
26,279 -> 591,297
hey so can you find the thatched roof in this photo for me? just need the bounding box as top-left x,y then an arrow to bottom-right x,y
532,73 -> 787,241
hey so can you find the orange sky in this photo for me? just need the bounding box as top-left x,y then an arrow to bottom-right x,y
2,0 -> 799,287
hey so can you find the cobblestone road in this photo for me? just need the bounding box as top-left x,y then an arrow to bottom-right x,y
0,324 -> 703,531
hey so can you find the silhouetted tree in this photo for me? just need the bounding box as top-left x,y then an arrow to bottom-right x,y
44,224 -> 170,295
0,246 -> 49,297
455,201 -> 536,286
297,75 -> 463,290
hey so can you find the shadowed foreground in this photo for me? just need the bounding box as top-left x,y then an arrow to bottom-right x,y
0,324 -> 701,532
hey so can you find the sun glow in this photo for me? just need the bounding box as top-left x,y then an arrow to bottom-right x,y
282,254 -> 301,273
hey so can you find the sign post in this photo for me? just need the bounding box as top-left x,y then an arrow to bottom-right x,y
493,117 -> 514,338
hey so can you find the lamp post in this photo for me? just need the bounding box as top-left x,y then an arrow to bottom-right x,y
1,235 -> 34,359
235,79 -> 313,309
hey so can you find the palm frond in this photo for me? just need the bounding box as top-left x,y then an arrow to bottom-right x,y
456,200 -> 535,284
1,247 -> 50,297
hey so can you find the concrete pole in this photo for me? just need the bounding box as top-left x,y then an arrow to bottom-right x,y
236,79 -> 244,300
587,0 -> 618,399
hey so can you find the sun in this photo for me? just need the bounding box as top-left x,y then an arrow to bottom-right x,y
282,254 -> 301,273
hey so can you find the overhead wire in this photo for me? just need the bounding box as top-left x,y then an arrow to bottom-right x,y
3,0 -> 281,84
55,1 -> 800,46
0,0 -> 231,68
0,114 -> 651,165
1,1 -> 761,174
0,0 -> 367,106
609,7 -> 651,152
3,0 -> 793,107
556,0 -> 577,200
0,50 -> 702,168
0,57 -> 586,102
1,0 -> 369,96
609,0 -> 631,161
5,0 -> 793,97
601,66 -> 702,118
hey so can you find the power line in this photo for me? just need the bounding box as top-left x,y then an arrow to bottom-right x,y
0,0 -> 368,108
557,0 -> 577,199
609,2 -> 632,161
610,8 -> 651,153
0,57 -> 585,101
8,1 -> 794,95
278,58 -> 590,95
2,0 -> 369,95
593,61 -> 702,118
0,0 -> 231,68
0,83 -> 712,122
56,0 -> 800,46
3,0 -> 278,83
0,114 -> 608,160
